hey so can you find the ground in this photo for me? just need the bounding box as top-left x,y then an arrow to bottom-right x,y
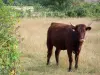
16,18 -> 100,75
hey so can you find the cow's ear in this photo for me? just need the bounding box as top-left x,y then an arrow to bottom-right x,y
86,27 -> 91,31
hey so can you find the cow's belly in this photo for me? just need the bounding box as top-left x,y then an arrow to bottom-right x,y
52,40 -> 67,50
54,44 -> 66,50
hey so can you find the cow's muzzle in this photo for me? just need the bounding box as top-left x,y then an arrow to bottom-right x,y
80,39 -> 85,42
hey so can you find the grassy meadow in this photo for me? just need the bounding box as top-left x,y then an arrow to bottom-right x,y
16,18 -> 100,75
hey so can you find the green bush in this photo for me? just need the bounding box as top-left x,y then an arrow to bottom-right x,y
75,7 -> 88,17
0,0 -> 20,75
11,1 -> 100,18
26,9 -> 33,17
67,10 -> 77,17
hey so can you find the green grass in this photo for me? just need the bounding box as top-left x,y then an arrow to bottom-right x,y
17,18 -> 100,75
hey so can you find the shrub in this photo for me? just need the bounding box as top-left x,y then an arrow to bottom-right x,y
66,9 -> 77,17
75,7 -> 88,17
11,1 -> 100,18
0,0 -> 20,75
26,9 -> 33,17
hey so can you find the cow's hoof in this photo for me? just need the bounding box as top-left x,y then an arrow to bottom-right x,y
75,66 -> 78,69
68,69 -> 72,72
56,63 -> 59,66
46,63 -> 49,65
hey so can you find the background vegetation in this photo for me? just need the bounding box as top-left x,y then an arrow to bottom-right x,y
0,0 -> 20,75
2,0 -> 100,18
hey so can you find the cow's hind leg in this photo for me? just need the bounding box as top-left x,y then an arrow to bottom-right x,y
47,41 -> 53,65
55,49 -> 60,65
67,50 -> 73,72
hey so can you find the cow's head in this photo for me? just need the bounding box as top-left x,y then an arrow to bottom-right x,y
72,24 -> 92,43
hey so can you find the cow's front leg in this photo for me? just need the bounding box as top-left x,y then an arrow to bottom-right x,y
67,50 -> 73,72
75,52 -> 79,69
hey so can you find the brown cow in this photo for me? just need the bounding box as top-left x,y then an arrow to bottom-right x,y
46,22 -> 92,71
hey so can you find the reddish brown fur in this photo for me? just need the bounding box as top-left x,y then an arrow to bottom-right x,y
46,22 -> 91,71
